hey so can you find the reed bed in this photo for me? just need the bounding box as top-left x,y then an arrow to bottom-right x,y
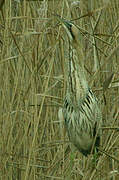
0,0 -> 119,179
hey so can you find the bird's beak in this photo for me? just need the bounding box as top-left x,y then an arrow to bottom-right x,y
56,15 -> 71,30
56,15 -> 73,41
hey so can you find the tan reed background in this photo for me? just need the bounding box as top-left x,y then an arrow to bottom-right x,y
0,0 -> 119,179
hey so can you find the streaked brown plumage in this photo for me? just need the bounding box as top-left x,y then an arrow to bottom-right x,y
58,17 -> 102,156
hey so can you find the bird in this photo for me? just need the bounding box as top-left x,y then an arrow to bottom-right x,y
57,16 -> 102,156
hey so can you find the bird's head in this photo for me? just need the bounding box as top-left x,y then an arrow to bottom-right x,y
57,16 -> 80,47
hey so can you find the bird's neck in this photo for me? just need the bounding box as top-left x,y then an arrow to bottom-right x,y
66,49 -> 88,103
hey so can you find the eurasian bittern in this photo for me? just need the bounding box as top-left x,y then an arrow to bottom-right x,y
58,17 -> 102,156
